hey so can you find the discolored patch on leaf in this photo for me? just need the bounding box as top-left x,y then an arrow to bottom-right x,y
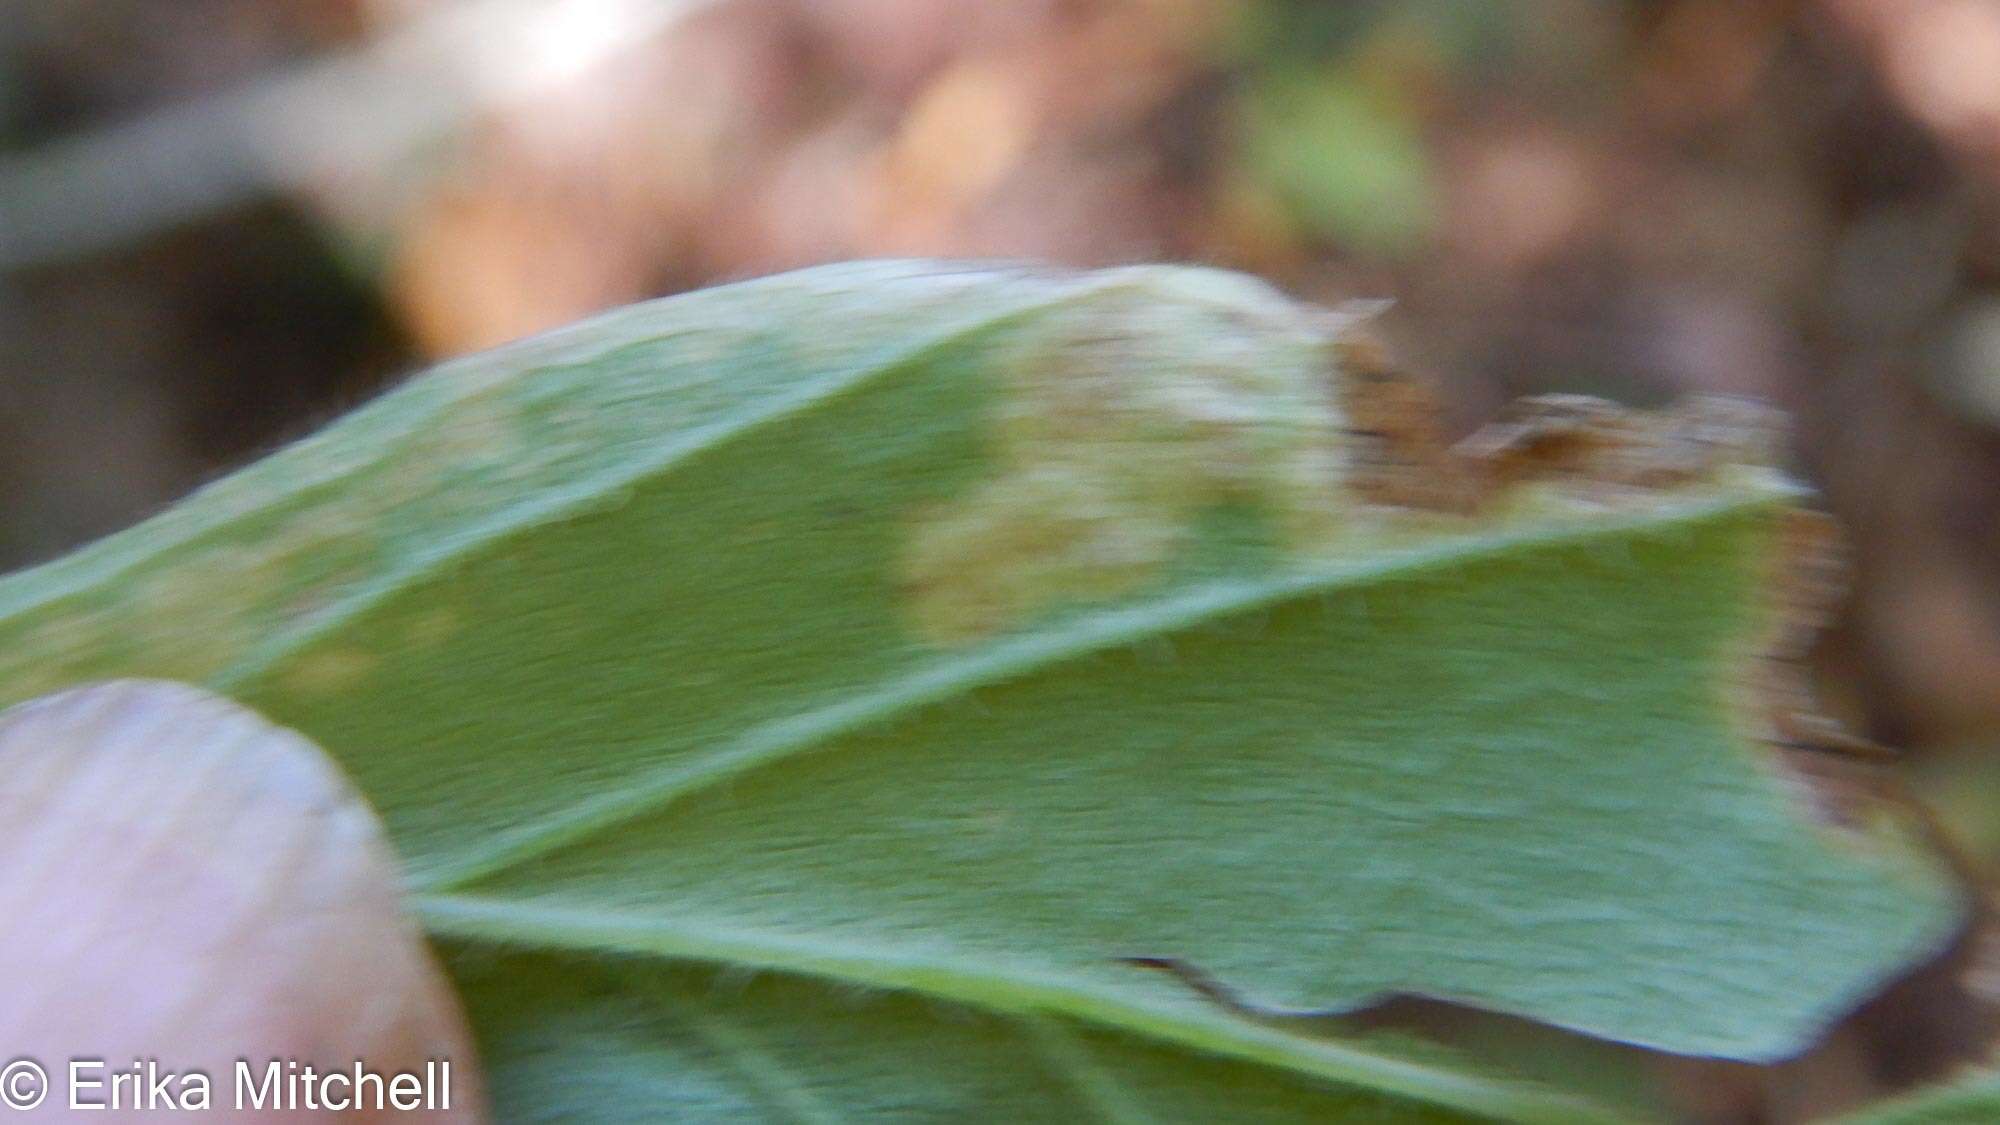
903,268 -> 1362,644
1332,328 -> 1487,515
939,298 -> 1864,802
1454,392 -> 1783,500
1736,508 -> 1921,838
1341,361 -> 1928,839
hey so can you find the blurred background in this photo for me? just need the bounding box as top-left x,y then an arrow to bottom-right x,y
5,0 -> 2000,1117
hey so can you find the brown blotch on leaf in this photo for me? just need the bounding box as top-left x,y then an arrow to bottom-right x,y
1744,508 -> 1922,836
1333,332 -> 1484,514
1454,391 -> 1784,499
1332,330 -> 1784,516
1332,340 -> 1931,841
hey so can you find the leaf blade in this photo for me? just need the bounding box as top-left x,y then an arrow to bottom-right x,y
0,260 -> 1966,1120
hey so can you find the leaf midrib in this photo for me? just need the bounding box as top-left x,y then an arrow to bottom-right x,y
410,487 -> 1784,895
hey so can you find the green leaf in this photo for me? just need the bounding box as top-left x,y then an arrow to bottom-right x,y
0,261 -> 1965,1121
451,947 -> 1603,1123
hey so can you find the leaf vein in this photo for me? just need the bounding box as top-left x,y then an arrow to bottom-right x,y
414,489 -> 1780,892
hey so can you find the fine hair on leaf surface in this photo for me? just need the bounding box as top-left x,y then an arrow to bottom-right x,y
0,260 -> 1972,1122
